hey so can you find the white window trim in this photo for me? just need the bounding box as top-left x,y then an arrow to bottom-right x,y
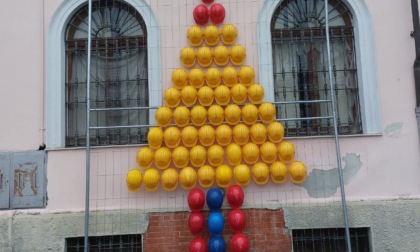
258,0 -> 381,134
46,0 -> 161,149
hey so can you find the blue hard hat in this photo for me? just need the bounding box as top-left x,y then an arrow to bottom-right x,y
208,236 -> 226,252
208,212 -> 224,235
206,188 -> 224,211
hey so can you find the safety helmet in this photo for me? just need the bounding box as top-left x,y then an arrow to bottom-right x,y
190,145 -> 207,167
197,165 -> 215,188
181,86 -> 198,106
209,3 -> 226,24
231,84 -> 248,104
214,85 -> 231,105
187,25 -> 204,46
207,145 -> 225,166
208,105 -> 225,126
214,46 -> 229,66
222,67 -> 238,87
289,161 -> 307,184
204,25 -> 220,46
206,68 -> 221,88
252,162 -> 269,185
247,84 -> 264,104
267,122 -> 284,143
215,124 -> 232,146
241,104 -> 259,125
173,106 -> 190,127
172,68 -> 188,89
197,46 -> 213,67
155,106 -> 172,127
179,167 -> 197,190
232,124 -> 250,145
180,47 -> 197,68
216,165 -> 233,188
226,143 -> 242,166
136,147 -> 154,169
278,141 -> 295,163
270,161 -> 288,184
225,104 -> 241,125
197,86 -> 214,106
148,127 -> 164,149
191,105 -> 208,126
221,24 -> 237,45
189,68 -> 205,88
233,164 -> 250,186
143,168 -> 160,192
260,142 -> 278,164
181,126 -> 199,147
258,102 -> 276,123
198,125 -> 215,146
250,123 -> 267,144
126,169 -> 143,192
164,87 -> 181,108
242,143 -> 260,164
163,126 -> 181,148
193,4 -> 209,25
161,168 -> 179,191
230,45 -> 246,66
154,147 -> 172,170
239,66 -> 255,86
172,146 -> 190,169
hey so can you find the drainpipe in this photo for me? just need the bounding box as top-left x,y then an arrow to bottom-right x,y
411,0 -> 420,138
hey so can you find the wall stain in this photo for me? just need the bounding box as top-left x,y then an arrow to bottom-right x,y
384,122 -> 403,137
14,163 -> 38,197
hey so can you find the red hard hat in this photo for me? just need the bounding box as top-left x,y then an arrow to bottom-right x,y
228,209 -> 247,234
202,0 -> 214,4
194,4 -> 209,25
209,3 -> 225,24
226,185 -> 244,209
188,213 -> 205,236
230,233 -> 250,252
190,237 -> 208,252
188,188 -> 206,212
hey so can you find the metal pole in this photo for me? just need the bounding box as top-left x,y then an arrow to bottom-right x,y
324,0 -> 352,251
84,0 -> 92,251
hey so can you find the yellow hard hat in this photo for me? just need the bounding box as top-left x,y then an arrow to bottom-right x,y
270,162 -> 288,184
252,162 -> 269,185
259,102 -> 276,123
224,104 -> 242,125
226,143 -> 242,166
232,124 -> 249,145
215,124 -> 232,146
181,126 -> 198,147
148,127 -> 164,149
161,168 -> 179,191
247,84 -> 264,104
190,145 -> 207,167
216,165 -> 233,188
278,141 -> 295,163
206,68 -> 221,88
214,85 -> 231,106
163,126 -> 181,148
179,167 -> 197,190
172,68 -> 188,89
222,67 -> 238,87
191,105 -> 208,126
231,84 -> 248,104
197,46 -> 213,67
260,142 -> 278,164
204,25 -> 220,46
214,46 -> 229,66
198,125 -> 215,146
289,161 -> 307,184
187,25 -> 204,46
189,68 -> 205,88
208,105 -> 225,125
242,142 -> 260,164
181,86 -> 198,106
172,146 -> 190,169
230,45 -> 246,66
207,145 -> 225,167
267,122 -> 284,143
250,123 -> 267,144
197,165 -> 215,188
180,47 -> 196,68
221,24 -> 237,45
239,66 -> 255,86
154,147 -> 172,170
126,169 -> 143,191
143,168 -> 160,192
197,86 -> 214,106
173,106 -> 190,127
234,164 -> 250,186
242,104 -> 259,125
136,147 -> 155,169
155,106 -> 172,127
164,87 -> 181,108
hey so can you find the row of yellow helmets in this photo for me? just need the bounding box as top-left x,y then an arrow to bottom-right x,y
126,161 -> 307,192
187,24 -> 238,47
181,45 -> 246,67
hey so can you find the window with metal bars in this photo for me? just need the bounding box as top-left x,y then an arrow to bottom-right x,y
65,0 -> 149,147
271,0 -> 362,136
292,228 -> 370,252
66,234 -> 142,252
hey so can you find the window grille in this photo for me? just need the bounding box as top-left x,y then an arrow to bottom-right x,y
271,0 -> 362,136
66,234 -> 142,252
65,0 -> 149,147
